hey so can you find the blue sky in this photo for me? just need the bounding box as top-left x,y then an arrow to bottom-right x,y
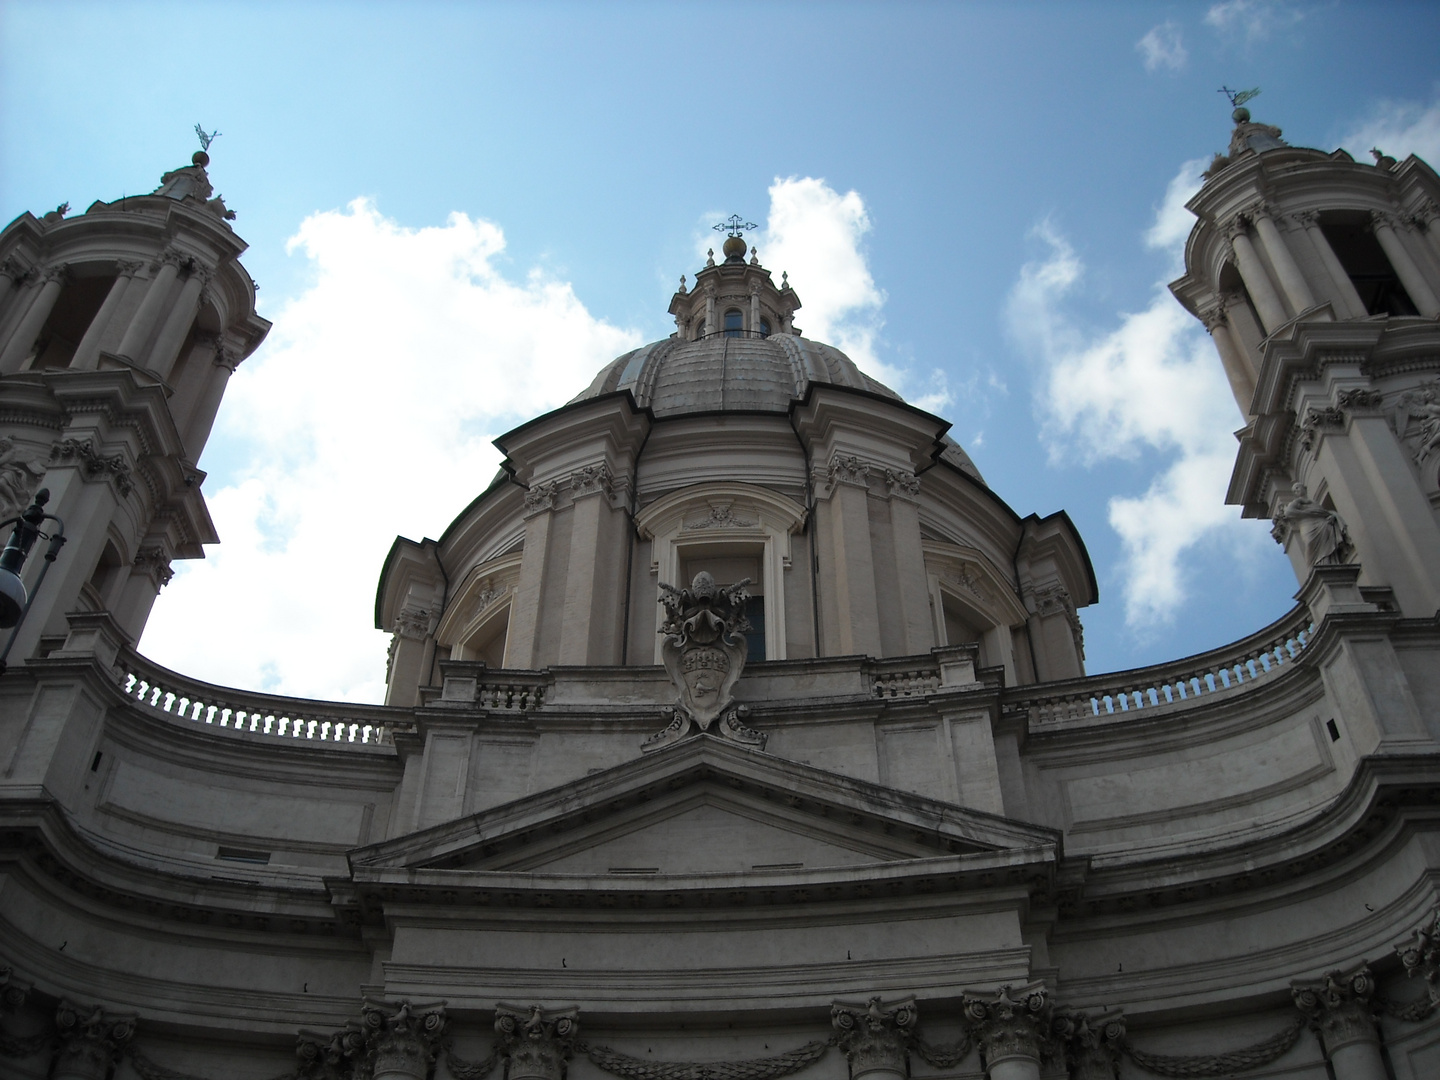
4,1 -> 1439,701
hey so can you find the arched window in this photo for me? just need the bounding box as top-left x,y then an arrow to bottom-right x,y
694,320 -> 706,341
759,318 -> 771,338
723,309 -> 743,337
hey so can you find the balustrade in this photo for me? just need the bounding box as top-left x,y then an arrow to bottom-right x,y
115,649 -> 402,747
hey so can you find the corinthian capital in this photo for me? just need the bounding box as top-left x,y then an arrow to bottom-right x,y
1292,962 -> 1380,1055
961,983 -> 1052,1070
41,262 -> 71,285
1369,208 -> 1401,231
831,996 -> 916,1080
1397,906 -> 1440,1008
360,999 -> 447,1080
1289,209 -> 1321,230
1052,1009 -> 1124,1080
495,1003 -> 579,1080
54,1000 -> 137,1080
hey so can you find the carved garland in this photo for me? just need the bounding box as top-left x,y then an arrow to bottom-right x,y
580,1038 -> 831,1080
1120,1015 -> 1305,1078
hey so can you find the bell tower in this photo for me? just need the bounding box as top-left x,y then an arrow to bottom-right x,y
1170,104 -> 1440,617
0,148 -> 269,668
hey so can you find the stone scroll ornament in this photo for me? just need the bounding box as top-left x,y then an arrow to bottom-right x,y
642,572 -> 766,752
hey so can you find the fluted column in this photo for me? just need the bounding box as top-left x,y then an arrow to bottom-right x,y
71,260 -> 144,370
1371,211 -> 1440,316
962,984 -> 1051,1080
361,999 -> 447,1080
1292,965 -> 1386,1080
1052,1009 -> 1124,1080
495,1003 -> 578,1080
113,252 -> 182,362
149,266 -> 209,380
1199,302 -> 1256,412
831,996 -> 916,1080
0,264 -> 67,374
1252,205 -> 1319,314
1227,221 -> 1289,332
51,1001 -> 136,1080
1292,211 -> 1368,318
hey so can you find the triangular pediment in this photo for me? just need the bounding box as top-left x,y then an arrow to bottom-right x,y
351,735 -> 1059,874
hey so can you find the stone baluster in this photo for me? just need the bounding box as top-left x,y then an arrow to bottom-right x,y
1051,1009 -> 1124,1080
360,999 -> 447,1080
1291,211 -> 1368,318
51,1000 -> 136,1080
1227,219 -> 1289,332
495,1002 -> 579,1080
831,996 -> 917,1080
1251,204 -> 1319,315
71,260 -> 145,370
1369,211 -> 1440,316
149,266 -> 210,380
961,983 -> 1052,1080
113,251 -> 183,363
0,263 -> 68,374
1292,964 -> 1386,1080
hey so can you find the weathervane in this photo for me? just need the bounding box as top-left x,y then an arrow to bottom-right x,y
1219,86 -> 1261,109
195,124 -> 222,152
713,214 -> 757,239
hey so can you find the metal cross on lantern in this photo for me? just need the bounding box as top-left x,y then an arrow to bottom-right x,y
713,215 -> 758,238
1219,86 -> 1261,109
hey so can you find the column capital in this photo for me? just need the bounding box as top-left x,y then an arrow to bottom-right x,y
133,545 -> 174,588
0,964 -> 31,1011
1197,300 -> 1227,331
41,262 -> 71,285
1290,209 -> 1322,229
0,255 -> 32,282
1225,217 -> 1253,243
1397,906 -> 1440,1008
392,604 -> 434,641
53,1000 -> 137,1080
495,1003 -> 579,1080
296,1022 -> 367,1080
961,982 -> 1053,1069
1292,962 -> 1381,1054
156,247 -> 188,270
831,996 -> 917,1080
1337,388 -> 1385,414
1369,208 -> 1402,231
1052,1008 -> 1124,1080
114,259 -> 146,278
360,999 -> 447,1080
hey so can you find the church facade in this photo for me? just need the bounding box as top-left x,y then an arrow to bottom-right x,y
2,111 -> 1440,1080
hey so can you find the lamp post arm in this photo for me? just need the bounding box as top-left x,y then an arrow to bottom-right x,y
0,511 -> 66,677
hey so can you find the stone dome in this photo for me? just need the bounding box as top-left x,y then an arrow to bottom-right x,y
573,333 -> 984,482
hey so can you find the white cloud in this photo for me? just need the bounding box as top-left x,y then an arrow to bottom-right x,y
1204,0 -> 1304,43
140,198 -> 641,701
754,176 -> 950,411
1339,95 -> 1440,169
1136,22 -> 1187,72
1006,161 -> 1270,628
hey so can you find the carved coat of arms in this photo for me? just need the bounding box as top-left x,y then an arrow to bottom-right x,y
641,571 -> 766,752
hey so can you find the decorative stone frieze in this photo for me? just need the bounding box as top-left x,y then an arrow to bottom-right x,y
830,996 -> 917,1080
48,438 -> 133,497
52,1000 -> 136,1080
1292,963 -> 1381,1056
1336,388 -> 1383,412
360,999 -> 447,1080
961,983 -> 1052,1073
1051,1009 -> 1123,1080
523,480 -> 561,517
684,502 -> 757,530
495,1003 -> 578,1080
643,571 -> 764,752
827,453 -> 872,489
569,463 -> 613,499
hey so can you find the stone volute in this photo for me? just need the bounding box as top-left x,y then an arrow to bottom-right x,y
830,996 -> 917,1080
1291,964 -> 1385,1080
360,999 -> 447,1080
51,1000 -> 136,1080
495,1003 -> 579,1080
960,983 -> 1052,1080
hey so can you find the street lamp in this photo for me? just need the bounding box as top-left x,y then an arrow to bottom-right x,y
0,488 -> 66,676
